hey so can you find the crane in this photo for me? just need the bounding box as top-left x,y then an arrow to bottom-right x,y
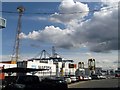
11,6 -> 25,64
88,58 -> 96,75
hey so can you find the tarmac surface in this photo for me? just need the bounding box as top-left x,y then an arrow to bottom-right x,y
68,78 -> 120,88
0,77 -> 120,89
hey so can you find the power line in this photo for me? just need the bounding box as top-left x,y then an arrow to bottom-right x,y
0,6 -> 118,15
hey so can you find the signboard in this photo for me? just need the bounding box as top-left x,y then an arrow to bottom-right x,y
0,17 -> 6,28
69,64 -> 77,68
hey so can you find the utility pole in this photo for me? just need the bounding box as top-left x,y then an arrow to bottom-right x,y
11,6 -> 25,64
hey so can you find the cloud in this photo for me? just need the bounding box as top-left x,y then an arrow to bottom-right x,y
50,0 -> 89,24
113,61 -> 120,64
38,17 -> 47,21
96,59 -> 118,69
20,26 -> 77,49
22,16 -> 48,21
76,5 -> 118,52
101,0 -> 120,6
20,0 -> 119,53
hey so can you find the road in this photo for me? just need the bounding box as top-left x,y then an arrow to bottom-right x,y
68,78 -> 120,88
0,78 -> 119,89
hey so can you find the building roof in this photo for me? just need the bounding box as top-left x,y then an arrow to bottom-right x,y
1,67 -> 49,73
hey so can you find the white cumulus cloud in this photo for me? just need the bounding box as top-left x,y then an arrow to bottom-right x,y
50,0 -> 89,25
20,0 -> 119,52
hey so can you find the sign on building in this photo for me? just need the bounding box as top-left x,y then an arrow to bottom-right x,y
69,64 -> 77,68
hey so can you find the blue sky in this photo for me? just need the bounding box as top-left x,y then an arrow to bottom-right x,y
2,2 -> 64,54
1,0 -> 119,70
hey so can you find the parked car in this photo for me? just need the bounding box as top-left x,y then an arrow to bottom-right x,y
90,74 -> 99,80
2,76 -> 18,88
2,75 -> 42,90
83,76 -> 91,81
77,76 -> 84,81
64,76 -> 71,84
41,77 -> 68,89
99,75 -> 107,79
88,76 -> 92,80
115,74 -> 120,77
70,75 -> 77,82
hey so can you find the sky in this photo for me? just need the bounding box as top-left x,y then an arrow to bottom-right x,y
0,0 -> 119,70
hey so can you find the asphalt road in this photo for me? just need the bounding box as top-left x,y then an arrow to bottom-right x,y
0,78 -> 119,89
68,78 -> 120,88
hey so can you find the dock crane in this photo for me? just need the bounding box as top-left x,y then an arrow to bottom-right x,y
34,49 -> 51,60
75,61 -> 85,80
78,62 -> 84,69
88,58 -> 96,75
11,6 -> 25,64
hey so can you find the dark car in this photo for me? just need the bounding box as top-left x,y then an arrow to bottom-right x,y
90,74 -> 99,80
115,74 -> 120,77
2,76 -> 18,88
2,75 -> 42,90
41,77 -> 68,89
